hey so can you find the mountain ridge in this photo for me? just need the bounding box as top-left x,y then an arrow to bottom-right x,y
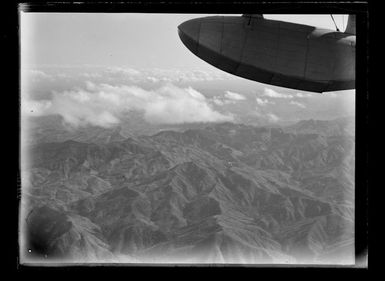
21,119 -> 355,264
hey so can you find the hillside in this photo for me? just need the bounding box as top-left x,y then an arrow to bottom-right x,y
21,119 -> 355,264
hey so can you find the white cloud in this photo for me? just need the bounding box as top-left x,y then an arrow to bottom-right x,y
135,68 -> 235,83
105,66 -> 141,77
212,97 -> 225,106
266,113 -> 280,122
185,87 -> 206,101
211,96 -> 234,106
256,97 -> 274,106
224,91 -> 246,101
295,92 -> 313,98
24,69 -> 52,81
289,101 -> 306,108
21,99 -> 52,116
81,72 -> 102,79
22,82 -> 233,127
262,88 -> 293,99
172,69 -> 235,82
146,76 -> 160,83
253,106 -> 280,124
24,66 -> 237,85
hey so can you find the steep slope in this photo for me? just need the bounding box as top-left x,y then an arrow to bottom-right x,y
24,205 -> 115,261
22,120 -> 355,264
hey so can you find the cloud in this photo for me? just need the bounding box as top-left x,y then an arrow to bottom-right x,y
295,92 -> 313,98
22,82 -> 233,127
101,67 -> 235,84
289,101 -> 306,108
21,99 -> 52,116
253,106 -> 280,123
23,69 -> 52,81
171,69 -> 235,83
146,76 -> 160,83
211,96 -> 235,106
256,97 -> 274,106
262,88 -> 293,99
224,91 -> 246,101
185,87 -> 206,101
105,66 -> 141,77
164,69 -> 235,83
81,72 -> 103,79
24,66 -> 237,86
211,97 -> 225,106
211,91 -> 246,105
266,113 -> 280,122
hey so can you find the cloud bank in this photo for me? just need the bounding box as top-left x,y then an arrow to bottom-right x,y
224,91 -> 246,101
256,97 -> 274,106
25,66 -> 237,85
262,88 -> 293,99
289,101 -> 306,108
295,92 -> 314,98
22,82 -> 233,127
253,106 -> 280,123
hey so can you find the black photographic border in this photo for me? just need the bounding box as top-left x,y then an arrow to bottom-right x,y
8,0 -> 370,272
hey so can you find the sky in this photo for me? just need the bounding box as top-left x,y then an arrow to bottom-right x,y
20,13 -> 349,69
20,13 -> 355,129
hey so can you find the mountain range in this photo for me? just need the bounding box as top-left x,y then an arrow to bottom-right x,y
21,117 -> 355,264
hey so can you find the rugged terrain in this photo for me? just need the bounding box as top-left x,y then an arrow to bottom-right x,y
21,118 -> 355,264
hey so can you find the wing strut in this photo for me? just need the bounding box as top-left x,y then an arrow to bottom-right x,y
330,14 -> 340,31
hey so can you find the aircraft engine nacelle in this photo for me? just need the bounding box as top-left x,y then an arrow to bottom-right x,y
178,15 -> 355,93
